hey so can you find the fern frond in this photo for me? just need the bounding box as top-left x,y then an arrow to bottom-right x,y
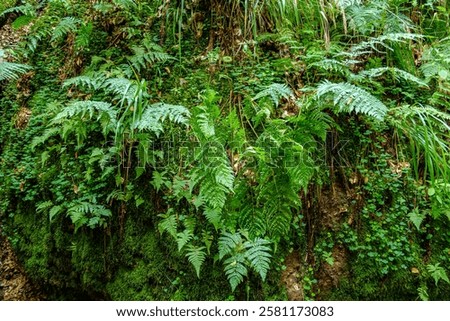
316,81 -> 388,120
1,3 -> 36,17
112,0 -> 138,10
63,75 -> 105,91
135,103 -> 190,135
67,202 -> 111,231
185,245 -> 206,278
359,67 -> 428,88
224,253 -> 247,291
244,238 -> 272,280
0,51 -> 32,81
51,17 -> 82,43
31,127 -> 60,150
128,41 -> 173,73
102,77 -> 137,106
177,229 -> 194,251
239,205 -> 266,238
308,58 -> 351,76
199,174 -> 228,210
218,232 -> 243,260
344,33 -> 423,58
158,210 -> 178,238
253,83 -> 293,107
203,207 -> 222,230
52,100 -> 116,124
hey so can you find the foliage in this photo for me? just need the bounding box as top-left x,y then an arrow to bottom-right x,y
0,0 -> 450,301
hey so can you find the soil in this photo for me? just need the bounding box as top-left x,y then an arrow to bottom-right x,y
280,251 -> 304,301
0,231 -> 43,300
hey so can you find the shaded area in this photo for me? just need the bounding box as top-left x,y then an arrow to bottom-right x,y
0,231 -> 42,300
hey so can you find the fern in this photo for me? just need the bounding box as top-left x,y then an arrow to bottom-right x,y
63,75 -> 105,91
52,100 -> 117,131
67,202 -> 112,231
224,253 -> 248,291
185,245 -> 207,278
177,229 -> 194,251
158,210 -> 178,238
427,263 -> 450,286
253,83 -> 293,107
218,232 -> 243,260
134,103 -> 190,135
0,50 -> 31,81
344,33 -> 423,58
127,40 -> 173,74
244,238 -> 271,280
218,232 -> 272,290
308,58 -> 351,77
316,81 -> 388,120
0,3 -> 36,17
359,67 -> 429,88
51,17 -> 82,43
203,207 -> 222,230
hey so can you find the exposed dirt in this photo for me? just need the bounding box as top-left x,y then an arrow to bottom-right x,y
315,244 -> 349,299
281,251 -> 304,301
0,24 -> 28,50
314,184 -> 355,299
0,231 -> 43,301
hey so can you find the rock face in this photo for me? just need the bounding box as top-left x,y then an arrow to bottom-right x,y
0,231 -> 42,301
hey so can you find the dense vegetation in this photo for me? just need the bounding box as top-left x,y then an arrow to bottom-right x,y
1,0 -> 450,300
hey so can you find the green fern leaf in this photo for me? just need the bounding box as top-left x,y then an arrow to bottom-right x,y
135,103 -> 190,135
51,17 -> 82,43
203,207 -> 222,230
244,238 -> 272,280
158,210 -> 178,239
177,229 -> 194,251
199,175 -> 228,209
253,83 -> 293,107
224,253 -> 247,291
359,67 -> 429,88
218,232 -> 243,260
316,81 -> 388,120
0,54 -> 32,81
63,75 -> 104,91
185,245 -> 206,278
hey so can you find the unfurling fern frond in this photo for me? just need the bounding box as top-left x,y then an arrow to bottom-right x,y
51,17 -> 82,43
253,83 -> 293,107
185,245 -> 206,278
316,81 -> 388,120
